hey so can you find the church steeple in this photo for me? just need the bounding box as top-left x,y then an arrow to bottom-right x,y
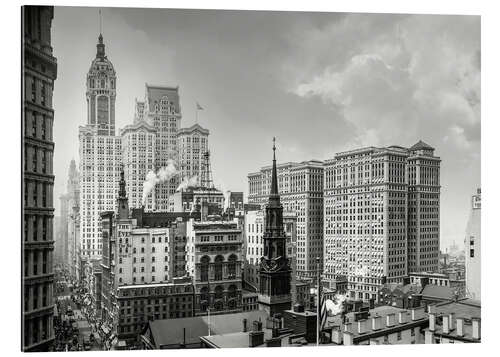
117,167 -> 129,219
258,138 -> 292,317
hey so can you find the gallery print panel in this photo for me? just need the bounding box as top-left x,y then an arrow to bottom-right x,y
21,4 -> 480,352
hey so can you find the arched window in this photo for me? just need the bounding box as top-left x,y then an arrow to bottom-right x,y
200,255 -> 210,282
214,255 -> 224,281
200,287 -> 209,312
228,254 -> 237,278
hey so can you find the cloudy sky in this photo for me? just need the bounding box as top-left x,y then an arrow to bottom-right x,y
51,7 -> 480,250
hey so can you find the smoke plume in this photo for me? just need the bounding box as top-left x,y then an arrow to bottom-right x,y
324,293 -> 348,316
142,159 -> 179,206
177,176 -> 198,192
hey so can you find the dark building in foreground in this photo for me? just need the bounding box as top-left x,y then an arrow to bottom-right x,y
22,5 -> 58,351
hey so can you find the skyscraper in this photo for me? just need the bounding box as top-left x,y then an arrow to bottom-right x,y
143,84 -> 182,210
121,121 -> 157,210
465,188 -> 481,300
323,141 -> 440,300
79,33 -> 122,258
177,123 -> 209,185
22,5 -> 57,351
258,139 -> 292,316
248,160 -> 324,279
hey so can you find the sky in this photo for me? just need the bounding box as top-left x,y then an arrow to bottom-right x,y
51,7 -> 480,250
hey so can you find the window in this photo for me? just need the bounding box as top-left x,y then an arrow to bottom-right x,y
41,116 -> 46,140
32,112 -> 37,137
41,82 -> 46,106
397,331 -> 402,340
470,249 -> 475,258
31,77 -> 36,102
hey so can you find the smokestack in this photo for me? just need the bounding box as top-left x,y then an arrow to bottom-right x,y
243,318 -> 248,332
448,313 -> 455,331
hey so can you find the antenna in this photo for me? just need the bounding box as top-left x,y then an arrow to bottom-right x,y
99,9 -> 103,35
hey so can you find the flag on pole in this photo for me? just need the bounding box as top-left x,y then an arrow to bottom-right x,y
196,102 -> 204,110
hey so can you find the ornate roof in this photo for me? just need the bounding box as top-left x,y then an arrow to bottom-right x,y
410,140 -> 434,151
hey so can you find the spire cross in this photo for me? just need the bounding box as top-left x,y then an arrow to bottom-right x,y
272,137 -> 276,158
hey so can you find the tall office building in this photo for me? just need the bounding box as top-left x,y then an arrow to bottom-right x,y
79,33 -> 122,258
22,5 -> 57,351
143,84 -> 182,210
177,124 -> 209,185
465,188 -> 481,300
121,121 -> 157,210
248,160 -> 324,280
406,141 -> 441,273
323,141 -> 440,301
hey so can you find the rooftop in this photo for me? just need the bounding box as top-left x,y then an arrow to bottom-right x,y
145,310 -> 268,347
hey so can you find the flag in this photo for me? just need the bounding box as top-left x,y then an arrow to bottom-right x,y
196,102 -> 204,110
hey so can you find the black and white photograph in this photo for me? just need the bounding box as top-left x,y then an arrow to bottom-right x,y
12,0 -> 494,354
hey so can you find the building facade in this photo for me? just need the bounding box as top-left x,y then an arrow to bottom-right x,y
22,5 -> 57,351
79,33 -> 122,258
143,84 -> 182,210
116,278 -> 195,342
121,121 -> 157,210
465,188 -> 481,300
186,220 -> 244,316
248,160 -> 324,280
177,124 -> 209,185
323,141 -> 440,301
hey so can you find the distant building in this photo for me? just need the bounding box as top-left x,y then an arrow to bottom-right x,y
177,124 -> 209,184
168,186 -> 225,213
248,160 -> 324,280
143,84 -> 182,210
465,188 -> 481,300
121,121 -> 157,210
186,220 -> 244,315
22,5 -> 58,351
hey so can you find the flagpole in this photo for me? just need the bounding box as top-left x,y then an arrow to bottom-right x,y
196,103 -> 198,124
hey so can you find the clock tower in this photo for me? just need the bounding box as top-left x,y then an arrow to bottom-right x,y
258,138 -> 292,316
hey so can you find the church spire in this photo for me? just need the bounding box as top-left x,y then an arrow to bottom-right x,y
269,137 -> 280,206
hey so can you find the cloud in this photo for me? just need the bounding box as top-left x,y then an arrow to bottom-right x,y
290,14 -> 480,152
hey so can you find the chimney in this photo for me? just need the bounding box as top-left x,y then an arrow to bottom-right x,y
428,313 -> 436,332
442,315 -> 450,334
371,314 -> 382,330
411,307 -> 423,321
248,331 -> 265,347
369,298 -> 375,310
448,313 -> 455,331
344,322 -> 352,333
456,318 -> 464,337
343,331 -> 353,346
472,318 -> 481,340
331,327 -> 342,344
427,304 -> 436,314
386,313 -> 396,327
243,318 -> 248,333
357,319 -> 367,334
398,310 -> 408,324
